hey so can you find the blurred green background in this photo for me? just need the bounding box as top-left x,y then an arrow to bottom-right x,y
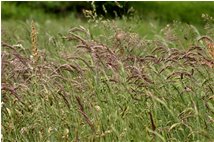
2,1 -> 214,25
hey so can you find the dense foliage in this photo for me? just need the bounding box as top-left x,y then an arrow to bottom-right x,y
2,13 -> 214,141
2,2 -> 214,141
2,1 -> 214,25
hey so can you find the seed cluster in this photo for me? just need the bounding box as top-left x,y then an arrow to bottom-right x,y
31,20 -> 39,64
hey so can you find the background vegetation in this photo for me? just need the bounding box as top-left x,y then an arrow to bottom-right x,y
2,1 -> 214,142
2,1 -> 214,25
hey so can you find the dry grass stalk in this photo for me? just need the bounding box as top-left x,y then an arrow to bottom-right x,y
159,65 -> 172,74
148,111 -> 156,131
57,90 -> 70,108
167,71 -> 192,80
31,20 -> 39,64
75,96 -> 95,132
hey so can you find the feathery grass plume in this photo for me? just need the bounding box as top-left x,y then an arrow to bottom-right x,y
31,20 -> 39,64
198,36 -> 214,59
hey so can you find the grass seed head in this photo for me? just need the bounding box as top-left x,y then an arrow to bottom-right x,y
207,43 -> 214,59
31,20 -> 39,64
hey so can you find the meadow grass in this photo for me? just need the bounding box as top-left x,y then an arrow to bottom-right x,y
1,15 -> 214,142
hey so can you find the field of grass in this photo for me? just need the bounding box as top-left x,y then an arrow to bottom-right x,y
2,14 -> 214,141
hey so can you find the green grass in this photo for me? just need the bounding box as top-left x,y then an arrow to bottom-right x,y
2,15 -> 214,142
2,1 -> 214,25
132,2 -> 214,25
